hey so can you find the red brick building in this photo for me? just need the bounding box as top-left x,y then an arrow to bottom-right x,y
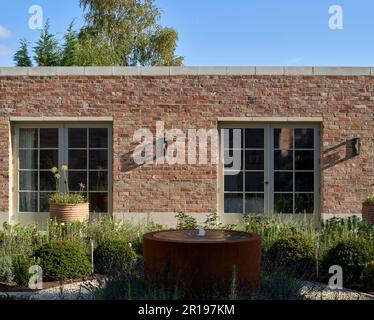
0,67 -> 373,227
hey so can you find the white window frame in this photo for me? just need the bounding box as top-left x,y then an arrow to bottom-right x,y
13,122 -> 113,220
218,122 -> 321,222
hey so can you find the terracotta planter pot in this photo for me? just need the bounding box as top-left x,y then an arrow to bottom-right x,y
362,203 -> 374,224
49,203 -> 89,223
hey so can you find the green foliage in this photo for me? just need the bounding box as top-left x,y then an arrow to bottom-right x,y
323,238 -> 373,285
12,255 -> 40,287
94,239 -> 137,275
95,265 -> 181,300
268,235 -> 316,275
48,165 -> 87,204
175,212 -> 198,230
363,195 -> 374,205
13,38 -> 33,66
61,21 -> 79,66
0,252 -> 13,282
34,241 -> 91,281
76,31 -> 119,66
252,268 -> 305,300
79,0 -> 183,66
33,20 -> 61,66
48,193 -> 86,205
363,261 -> 374,289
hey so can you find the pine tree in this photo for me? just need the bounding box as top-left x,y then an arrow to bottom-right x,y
61,21 -> 79,66
33,20 -> 61,66
13,38 -> 33,66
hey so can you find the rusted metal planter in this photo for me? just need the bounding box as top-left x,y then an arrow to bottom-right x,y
49,203 -> 89,223
362,203 -> 374,224
143,230 -> 261,297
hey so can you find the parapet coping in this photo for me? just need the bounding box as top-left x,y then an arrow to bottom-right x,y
0,66 -> 373,76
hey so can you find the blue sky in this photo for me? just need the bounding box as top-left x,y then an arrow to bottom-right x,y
0,0 -> 373,66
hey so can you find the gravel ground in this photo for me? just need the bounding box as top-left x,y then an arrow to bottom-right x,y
1,280 -> 373,300
301,281 -> 374,300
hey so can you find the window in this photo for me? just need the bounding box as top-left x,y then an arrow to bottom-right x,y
16,124 -> 112,215
221,124 -> 319,216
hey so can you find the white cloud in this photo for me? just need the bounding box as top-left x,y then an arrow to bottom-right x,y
0,25 -> 11,38
0,44 -> 12,58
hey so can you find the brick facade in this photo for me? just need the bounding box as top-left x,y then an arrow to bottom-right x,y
0,70 -> 373,224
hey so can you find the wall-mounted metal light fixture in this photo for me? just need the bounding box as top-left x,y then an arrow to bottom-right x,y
351,137 -> 361,156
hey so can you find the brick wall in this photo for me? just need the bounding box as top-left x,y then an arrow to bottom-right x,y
0,74 -> 373,219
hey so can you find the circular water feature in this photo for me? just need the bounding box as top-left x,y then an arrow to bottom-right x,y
143,229 -> 261,297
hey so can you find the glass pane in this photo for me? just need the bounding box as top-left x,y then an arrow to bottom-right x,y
222,129 -> 243,149
69,150 -> 87,169
245,172 -> 264,192
245,129 -> 264,148
39,192 -> 51,213
295,193 -> 314,214
89,193 -> 108,213
89,128 -> 108,148
89,150 -> 108,170
68,171 -> 87,192
40,150 -> 58,169
274,194 -> 293,214
274,172 -> 293,192
19,171 -> 38,190
245,194 -> 264,214
295,151 -> 314,170
19,150 -> 38,169
274,150 -> 293,170
295,128 -> 314,149
245,150 -> 264,170
19,192 -> 38,212
89,171 -> 108,191
274,128 -> 293,149
19,128 -> 38,148
224,149 -> 243,170
295,172 -> 314,192
224,193 -> 243,213
40,128 -> 58,148
69,128 -> 87,148
224,172 -> 243,192
40,171 -> 57,191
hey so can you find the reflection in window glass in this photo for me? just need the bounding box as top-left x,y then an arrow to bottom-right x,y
224,193 -> 243,213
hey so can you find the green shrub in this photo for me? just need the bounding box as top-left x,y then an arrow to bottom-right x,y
0,253 -> 13,282
363,261 -> 374,289
268,235 -> 316,275
175,212 -> 197,230
12,255 -> 40,287
323,238 -> 373,285
94,239 -> 137,275
363,195 -> 374,205
34,241 -> 91,281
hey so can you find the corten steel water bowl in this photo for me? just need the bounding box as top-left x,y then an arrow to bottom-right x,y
143,229 -> 261,297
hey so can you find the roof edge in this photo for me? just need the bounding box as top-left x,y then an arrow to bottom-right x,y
0,66 -> 373,76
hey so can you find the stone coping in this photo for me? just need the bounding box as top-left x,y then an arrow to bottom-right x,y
0,66 -> 373,76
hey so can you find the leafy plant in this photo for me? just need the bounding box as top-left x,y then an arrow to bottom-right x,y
175,212 -> 197,230
323,238 -> 373,285
363,195 -> 374,205
34,241 -> 91,281
363,261 -> 374,289
268,235 -> 316,276
94,239 -> 137,276
12,255 -> 40,287
48,165 -> 87,205
0,252 -> 13,282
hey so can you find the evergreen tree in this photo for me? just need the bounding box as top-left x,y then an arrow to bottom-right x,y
33,20 -> 61,66
13,38 -> 33,66
61,21 -> 79,66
